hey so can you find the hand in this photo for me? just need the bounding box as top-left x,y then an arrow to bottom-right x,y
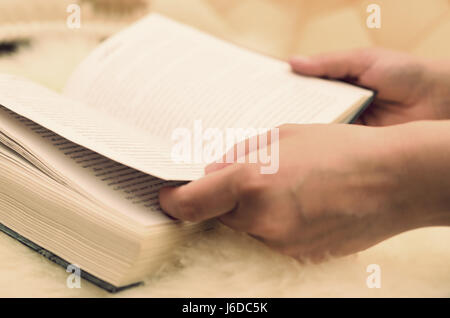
159,122 -> 450,262
290,48 -> 450,126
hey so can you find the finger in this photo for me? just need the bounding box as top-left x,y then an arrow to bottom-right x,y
289,49 -> 375,81
351,117 -> 365,125
159,164 -> 241,222
205,128 -> 278,175
217,182 -> 269,233
204,136 -> 253,175
218,206 -> 249,232
218,193 -> 266,234
205,161 -> 233,175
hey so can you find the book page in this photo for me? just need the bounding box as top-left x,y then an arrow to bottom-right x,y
0,75 -> 204,181
64,14 -> 373,140
0,105 -> 181,226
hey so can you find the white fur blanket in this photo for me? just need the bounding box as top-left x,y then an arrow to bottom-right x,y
0,35 -> 449,298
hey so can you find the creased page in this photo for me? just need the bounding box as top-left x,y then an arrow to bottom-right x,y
0,74 -> 204,180
64,13 -> 373,140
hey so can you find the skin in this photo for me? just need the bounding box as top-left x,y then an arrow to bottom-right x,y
159,48 -> 450,262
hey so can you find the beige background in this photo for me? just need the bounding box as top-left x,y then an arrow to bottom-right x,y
0,0 -> 449,297
151,0 -> 450,59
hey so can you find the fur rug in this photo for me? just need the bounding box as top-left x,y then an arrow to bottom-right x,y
0,35 -> 449,298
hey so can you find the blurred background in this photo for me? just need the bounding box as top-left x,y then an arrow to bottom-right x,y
0,0 -> 449,91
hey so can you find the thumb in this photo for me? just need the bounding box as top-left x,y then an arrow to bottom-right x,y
289,49 -> 375,80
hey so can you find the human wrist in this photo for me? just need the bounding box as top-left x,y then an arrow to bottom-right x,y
426,60 -> 450,118
378,121 -> 450,228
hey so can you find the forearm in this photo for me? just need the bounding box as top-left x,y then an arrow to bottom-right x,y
427,60 -> 450,119
381,120 -> 450,229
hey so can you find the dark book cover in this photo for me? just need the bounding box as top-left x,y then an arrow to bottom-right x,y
0,222 -> 142,293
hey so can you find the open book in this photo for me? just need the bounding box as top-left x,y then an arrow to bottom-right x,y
0,14 -> 374,292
